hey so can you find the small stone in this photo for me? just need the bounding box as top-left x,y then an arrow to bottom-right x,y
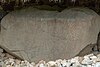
97,54 -> 100,57
15,64 -> 21,67
85,54 -> 94,58
61,59 -> 71,67
61,59 -> 67,67
0,61 -> 4,67
9,58 -> 14,63
15,59 -> 21,65
31,62 -> 35,66
78,57 -> 84,63
39,63 -> 45,67
0,48 -> 3,53
4,59 -> 10,65
55,59 -> 62,67
0,53 -> 5,58
70,57 -> 79,63
90,55 -> 97,63
47,61 -> 56,67
7,58 -> 15,66
86,65 -> 92,67
3,56 -> 8,61
35,60 -> 46,67
29,64 -> 34,67
94,62 -> 100,67
90,55 -> 97,60
81,56 -> 93,65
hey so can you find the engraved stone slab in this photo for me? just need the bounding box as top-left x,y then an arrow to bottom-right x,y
0,8 -> 100,62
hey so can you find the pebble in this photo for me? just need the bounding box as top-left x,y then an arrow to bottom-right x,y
94,62 -> 100,67
0,48 -> 3,53
47,61 -> 56,67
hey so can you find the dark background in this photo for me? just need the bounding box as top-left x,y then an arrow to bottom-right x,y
0,0 -> 100,14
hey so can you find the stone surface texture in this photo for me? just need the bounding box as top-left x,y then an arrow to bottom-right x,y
0,7 -> 100,62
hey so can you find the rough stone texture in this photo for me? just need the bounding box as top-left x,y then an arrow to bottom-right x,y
0,7 -> 100,62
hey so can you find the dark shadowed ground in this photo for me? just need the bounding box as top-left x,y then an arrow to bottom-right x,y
77,43 -> 100,57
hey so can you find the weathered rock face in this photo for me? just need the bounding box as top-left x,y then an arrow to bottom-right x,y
0,7 -> 100,62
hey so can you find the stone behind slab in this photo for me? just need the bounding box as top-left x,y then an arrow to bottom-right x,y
0,7 -> 100,62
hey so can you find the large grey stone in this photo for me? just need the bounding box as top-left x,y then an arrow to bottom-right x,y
0,7 -> 100,62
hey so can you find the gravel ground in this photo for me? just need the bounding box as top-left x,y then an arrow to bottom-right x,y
0,47 -> 100,67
